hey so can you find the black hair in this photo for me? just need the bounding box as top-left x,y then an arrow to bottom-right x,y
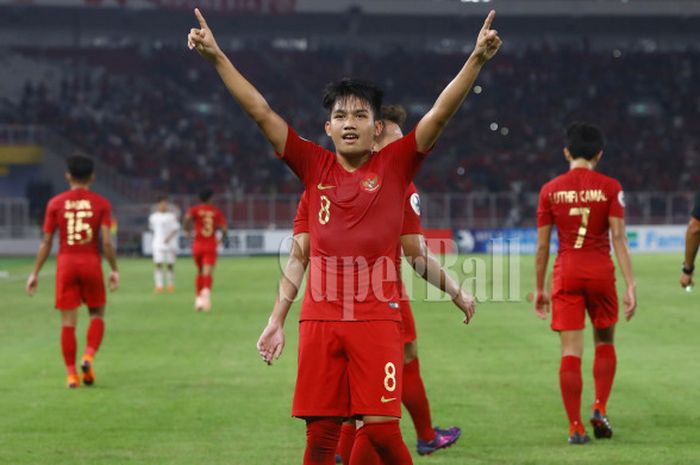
199,187 -> 214,202
380,104 -> 407,130
322,78 -> 383,119
157,195 -> 167,202
66,154 -> 94,182
566,122 -> 605,160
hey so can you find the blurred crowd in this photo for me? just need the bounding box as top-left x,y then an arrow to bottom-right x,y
8,44 -> 700,196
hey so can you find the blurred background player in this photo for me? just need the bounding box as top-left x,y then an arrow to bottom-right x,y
25,154 -> 119,388
257,105 -> 473,462
680,185 -> 700,289
149,196 -> 180,293
184,187 -> 226,312
533,123 -> 637,444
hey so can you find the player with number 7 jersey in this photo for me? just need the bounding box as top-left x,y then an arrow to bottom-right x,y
534,123 -> 637,445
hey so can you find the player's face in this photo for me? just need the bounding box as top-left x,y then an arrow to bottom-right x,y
374,120 -> 404,151
157,200 -> 167,212
325,96 -> 382,159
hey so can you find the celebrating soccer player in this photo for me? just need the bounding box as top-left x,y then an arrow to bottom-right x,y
26,154 -> 119,389
257,106 -> 472,462
680,185 -> 700,289
533,123 -> 637,444
149,196 -> 180,293
184,187 -> 226,312
189,8 -> 499,464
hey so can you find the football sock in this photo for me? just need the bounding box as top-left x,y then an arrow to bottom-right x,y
337,422 -> 356,465
61,326 -> 77,375
154,269 -> 163,288
166,269 -> 174,287
353,421 -> 412,465
593,343 -> 616,414
349,426 -> 381,465
560,355 -> 583,431
304,418 -> 341,465
85,317 -> 105,357
402,358 -> 436,442
202,274 -> 212,291
196,274 -> 203,294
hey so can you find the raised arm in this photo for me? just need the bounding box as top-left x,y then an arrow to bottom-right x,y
101,224 -> 120,292
188,8 -> 288,153
534,225 -> 552,320
609,217 -> 636,321
257,233 -> 310,365
26,231 -> 53,296
401,234 -> 476,324
415,10 -> 502,152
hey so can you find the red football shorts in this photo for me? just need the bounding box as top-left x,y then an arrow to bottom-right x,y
399,300 -> 417,344
551,272 -> 619,331
192,243 -> 217,268
293,320 -> 404,418
55,254 -> 105,310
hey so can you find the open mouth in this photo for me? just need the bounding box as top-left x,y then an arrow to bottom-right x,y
342,133 -> 359,142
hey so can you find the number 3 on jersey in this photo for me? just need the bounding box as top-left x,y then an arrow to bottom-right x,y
569,207 -> 591,249
318,195 -> 331,225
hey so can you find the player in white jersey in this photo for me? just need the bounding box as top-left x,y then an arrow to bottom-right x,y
149,197 -> 180,292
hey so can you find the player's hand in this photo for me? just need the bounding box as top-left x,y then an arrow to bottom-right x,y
453,288 -> 476,325
623,285 -> 636,321
534,289 -> 550,320
471,10 -> 502,64
26,272 -> 38,296
257,320 -> 285,365
680,272 -> 693,289
108,271 -> 120,292
188,8 -> 222,63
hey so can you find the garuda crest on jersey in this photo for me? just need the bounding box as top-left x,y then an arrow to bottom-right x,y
361,173 -> 381,193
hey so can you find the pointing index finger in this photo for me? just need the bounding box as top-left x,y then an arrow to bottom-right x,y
194,8 -> 208,29
482,9 -> 496,31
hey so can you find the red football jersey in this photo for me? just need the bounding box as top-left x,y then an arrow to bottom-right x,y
293,183 -> 423,236
187,204 -> 226,249
537,167 -> 625,278
43,188 -> 112,256
278,126 -> 428,321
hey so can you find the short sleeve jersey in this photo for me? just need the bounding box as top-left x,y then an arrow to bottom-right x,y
692,185 -> 700,221
537,167 -> 624,278
278,126 -> 428,321
149,211 -> 180,250
43,188 -> 112,256
187,204 -> 226,250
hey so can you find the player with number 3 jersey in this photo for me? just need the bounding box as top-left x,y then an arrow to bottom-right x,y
534,123 -> 637,445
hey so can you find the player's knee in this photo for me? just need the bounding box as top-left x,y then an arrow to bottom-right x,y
88,307 -> 105,318
594,326 -> 615,345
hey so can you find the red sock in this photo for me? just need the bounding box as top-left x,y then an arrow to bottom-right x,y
195,274 -> 203,294
202,274 -> 212,291
402,358 -> 435,442
304,418 -> 341,465
352,421 -> 412,465
349,427 -> 381,465
85,317 -> 105,357
560,356 -> 583,430
593,344 -> 616,414
337,422 -> 356,465
61,326 -> 77,375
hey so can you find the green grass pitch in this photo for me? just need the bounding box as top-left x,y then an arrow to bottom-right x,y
1,253 -> 699,465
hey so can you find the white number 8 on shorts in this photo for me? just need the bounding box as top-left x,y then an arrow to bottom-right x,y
384,362 -> 396,392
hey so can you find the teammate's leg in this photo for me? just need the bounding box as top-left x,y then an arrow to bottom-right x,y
353,417 -> 412,465
154,262 -> 164,292
336,420 -> 356,465
559,330 -> 588,444
60,309 -> 79,388
591,325 -> 616,438
304,417 -> 343,465
81,306 -> 105,386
